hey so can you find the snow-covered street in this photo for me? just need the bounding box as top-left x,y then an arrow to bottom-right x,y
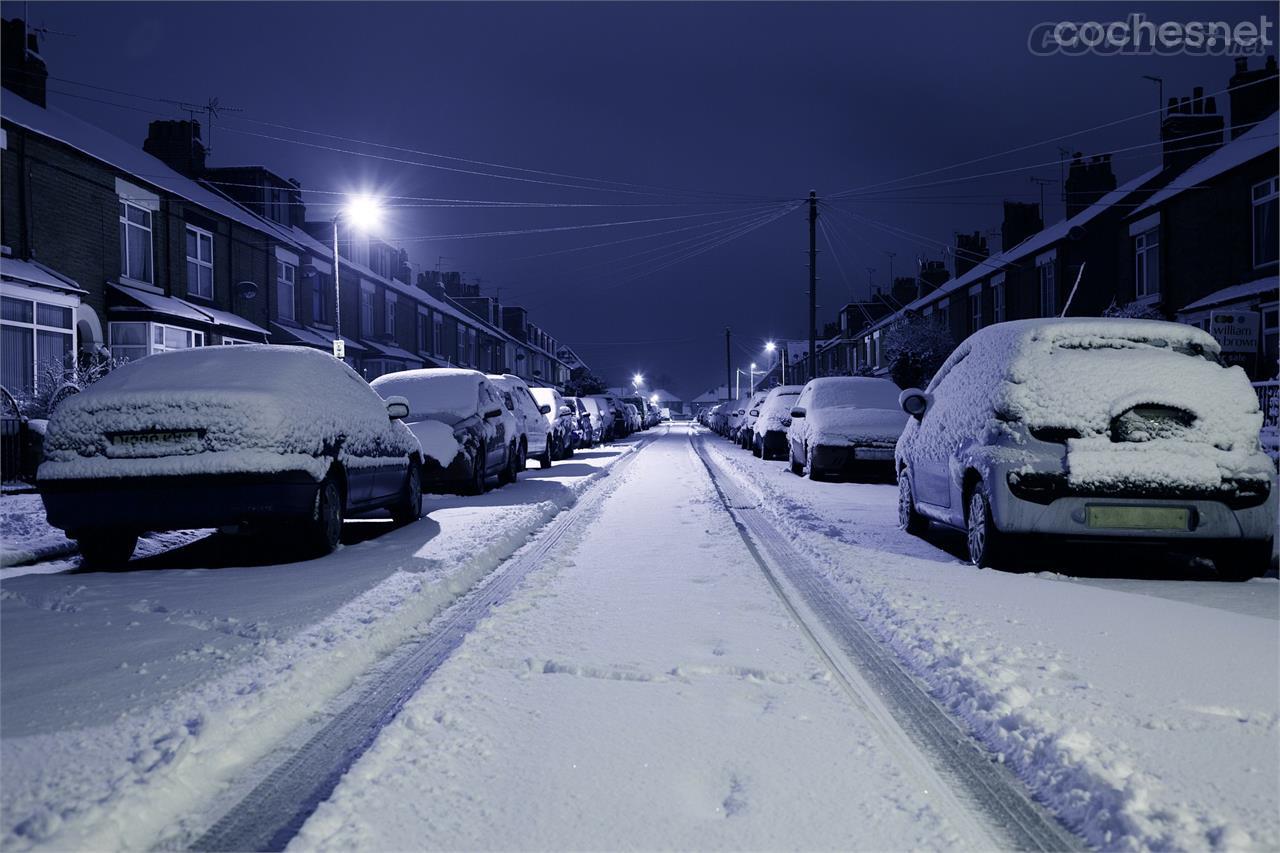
1,425 -> 1277,851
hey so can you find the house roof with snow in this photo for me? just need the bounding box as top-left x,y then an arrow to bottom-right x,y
1131,115 -> 1279,217
0,95 -> 301,249
1178,275 -> 1279,313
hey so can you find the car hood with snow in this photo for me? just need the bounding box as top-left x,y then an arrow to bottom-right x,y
39,346 -> 420,482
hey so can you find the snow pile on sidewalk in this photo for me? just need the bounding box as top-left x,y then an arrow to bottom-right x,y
704,437 -> 1278,851
0,494 -> 74,568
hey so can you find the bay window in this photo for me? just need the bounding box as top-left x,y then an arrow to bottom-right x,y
109,321 -> 203,363
0,293 -> 75,393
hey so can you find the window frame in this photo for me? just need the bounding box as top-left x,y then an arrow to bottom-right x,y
1252,177 -> 1278,269
0,288 -> 77,393
359,282 -> 376,340
118,199 -> 154,284
1038,258 -> 1057,316
1134,227 -> 1160,299
276,259 -> 297,322
185,224 -> 214,300
108,320 -> 203,363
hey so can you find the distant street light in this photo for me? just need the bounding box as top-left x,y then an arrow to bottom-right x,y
632,372 -> 644,388
332,194 -> 383,357
749,362 -> 758,392
765,340 -> 787,383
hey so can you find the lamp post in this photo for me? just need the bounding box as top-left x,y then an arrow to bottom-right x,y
749,362 -> 757,393
331,194 -> 382,358
766,340 -> 787,384
632,372 -> 644,390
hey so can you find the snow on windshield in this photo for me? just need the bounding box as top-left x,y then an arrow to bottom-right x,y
808,378 -> 902,410
371,369 -> 482,426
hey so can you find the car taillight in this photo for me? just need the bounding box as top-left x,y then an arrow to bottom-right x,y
1225,478 -> 1271,509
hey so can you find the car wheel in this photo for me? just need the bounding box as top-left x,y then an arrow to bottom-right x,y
76,532 -> 138,569
789,445 -> 803,476
753,438 -> 763,458
539,440 -> 553,469
806,445 -> 822,480
390,463 -> 423,524
897,470 -> 927,535
461,444 -> 487,495
966,482 -> 1008,569
1212,539 -> 1272,582
303,473 -> 344,557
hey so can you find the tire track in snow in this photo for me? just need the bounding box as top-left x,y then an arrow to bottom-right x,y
689,432 -> 1082,852
190,436 -> 656,852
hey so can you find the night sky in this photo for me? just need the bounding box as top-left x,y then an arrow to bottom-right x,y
8,1 -> 1273,397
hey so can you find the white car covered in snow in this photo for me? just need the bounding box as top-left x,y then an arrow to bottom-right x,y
751,384 -> 804,459
787,377 -> 907,480
38,346 -> 423,567
372,368 -> 523,494
488,374 -> 552,469
895,318 -> 1277,577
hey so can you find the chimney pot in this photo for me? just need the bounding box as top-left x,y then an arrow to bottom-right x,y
1205,95 -> 1217,114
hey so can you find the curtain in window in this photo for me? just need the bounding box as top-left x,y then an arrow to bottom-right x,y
1,326 -> 33,393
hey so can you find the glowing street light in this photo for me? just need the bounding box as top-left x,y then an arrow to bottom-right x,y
649,393 -> 659,404
749,362 -> 758,392
632,372 -> 645,388
331,194 -> 383,357
765,340 -> 787,382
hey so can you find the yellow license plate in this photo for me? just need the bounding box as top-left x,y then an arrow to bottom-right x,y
1085,506 -> 1190,530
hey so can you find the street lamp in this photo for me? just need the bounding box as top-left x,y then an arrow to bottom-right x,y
632,372 -> 645,388
332,194 -> 383,358
749,362 -> 758,393
766,340 -> 787,383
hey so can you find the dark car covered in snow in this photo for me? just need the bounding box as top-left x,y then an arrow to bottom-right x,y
38,346 -> 423,567
895,318 -> 1277,577
371,368 -> 522,495
787,377 -> 907,480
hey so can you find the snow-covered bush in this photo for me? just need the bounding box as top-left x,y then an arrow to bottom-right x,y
15,354 -> 121,420
880,310 -> 957,389
1102,297 -> 1164,320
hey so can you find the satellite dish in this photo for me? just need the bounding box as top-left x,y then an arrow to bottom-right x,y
1067,226 -> 1087,242
300,263 -> 318,279
236,281 -> 259,300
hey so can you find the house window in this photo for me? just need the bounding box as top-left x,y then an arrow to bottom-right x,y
937,298 -> 950,328
433,314 -> 444,356
360,283 -> 375,339
872,330 -> 881,368
456,321 -> 467,365
1134,228 -> 1160,298
108,321 -> 203,363
0,294 -> 75,393
185,225 -> 214,300
1253,177 -> 1278,268
118,200 -> 153,283
384,294 -> 396,339
468,327 -> 478,367
968,287 -> 982,333
277,260 -> 297,321
991,279 -> 1006,323
417,309 -> 430,353
1038,260 -> 1057,316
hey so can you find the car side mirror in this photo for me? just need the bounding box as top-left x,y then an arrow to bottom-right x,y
558,405 -> 572,416
484,408 -> 503,419
539,404 -> 551,415
899,388 -> 929,420
749,409 -> 759,417
385,396 -> 410,421
790,406 -> 806,419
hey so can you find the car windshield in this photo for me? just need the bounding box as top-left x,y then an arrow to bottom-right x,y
808,378 -> 901,410
371,370 -> 480,425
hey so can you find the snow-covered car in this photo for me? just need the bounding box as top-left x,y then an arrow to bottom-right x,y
578,396 -> 606,445
787,377 -> 907,480
707,404 -> 729,435
894,318 -> 1277,577
529,387 -> 576,460
619,396 -> 650,430
38,346 -> 424,567
624,403 -> 641,434
587,395 -> 622,441
489,374 -> 550,468
371,368 -> 523,496
738,392 -> 770,449
752,384 -> 804,459
726,401 -> 751,441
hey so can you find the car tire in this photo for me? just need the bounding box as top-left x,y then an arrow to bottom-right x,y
390,463 -> 423,524
76,532 -> 138,569
966,482 -> 1008,569
806,445 -> 822,480
539,440 -> 553,469
1212,539 -> 1272,582
789,446 -> 803,476
897,470 -> 928,535
303,473 -> 344,557
461,444 -> 487,495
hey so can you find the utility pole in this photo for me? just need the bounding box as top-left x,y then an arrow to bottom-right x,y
725,327 -> 732,401
885,251 -> 896,290
808,190 -> 818,381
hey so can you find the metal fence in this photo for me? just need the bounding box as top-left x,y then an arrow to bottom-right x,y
0,386 -> 23,482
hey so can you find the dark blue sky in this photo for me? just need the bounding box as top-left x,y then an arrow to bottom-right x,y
9,1 -> 1273,396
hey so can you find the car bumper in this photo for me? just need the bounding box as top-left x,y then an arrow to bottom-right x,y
989,478 -> 1277,543
421,452 -> 476,487
40,471 -> 322,535
760,430 -> 788,455
811,443 -> 897,472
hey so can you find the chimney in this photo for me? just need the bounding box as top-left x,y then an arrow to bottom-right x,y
1,19 -> 47,107
1161,86 -> 1224,172
890,276 -> 917,307
917,259 -> 950,299
142,119 -> 207,177
1001,201 -> 1043,252
1064,152 -> 1117,217
1228,55 -> 1279,139
953,231 -> 989,278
